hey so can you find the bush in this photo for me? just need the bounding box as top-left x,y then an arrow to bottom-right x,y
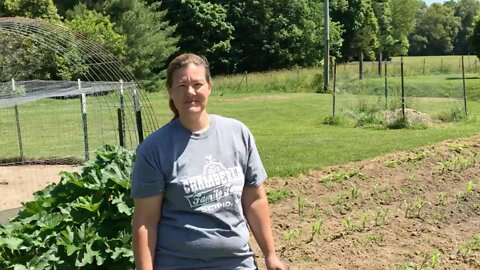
0,145 -> 135,269
322,115 -> 344,126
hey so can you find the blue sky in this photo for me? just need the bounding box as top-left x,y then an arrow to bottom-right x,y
424,0 -> 448,5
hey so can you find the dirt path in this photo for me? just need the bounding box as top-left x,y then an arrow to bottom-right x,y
0,165 -> 78,212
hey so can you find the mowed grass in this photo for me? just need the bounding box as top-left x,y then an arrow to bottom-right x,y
148,91 -> 480,176
2,55 -> 480,176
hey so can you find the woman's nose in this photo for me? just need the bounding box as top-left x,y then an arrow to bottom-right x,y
186,85 -> 196,95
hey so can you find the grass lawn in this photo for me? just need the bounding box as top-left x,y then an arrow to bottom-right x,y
1,59 -> 480,177
148,91 -> 480,176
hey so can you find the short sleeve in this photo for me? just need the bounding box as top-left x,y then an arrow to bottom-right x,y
245,131 -> 267,186
130,149 -> 165,198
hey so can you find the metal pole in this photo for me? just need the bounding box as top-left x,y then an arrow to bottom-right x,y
462,56 -> 468,116
79,79 -> 89,160
378,51 -> 382,77
12,79 -> 24,162
134,87 -> 144,143
359,52 -> 364,80
384,58 -> 388,110
323,0 -> 330,93
119,80 -> 125,147
423,58 -> 426,75
401,57 -> 405,117
333,58 -> 337,116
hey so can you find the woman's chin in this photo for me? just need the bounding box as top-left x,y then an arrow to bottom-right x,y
182,106 -> 203,114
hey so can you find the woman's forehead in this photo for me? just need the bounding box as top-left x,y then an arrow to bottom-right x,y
173,63 -> 207,81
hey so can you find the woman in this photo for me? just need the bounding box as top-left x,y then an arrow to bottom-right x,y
131,53 -> 286,270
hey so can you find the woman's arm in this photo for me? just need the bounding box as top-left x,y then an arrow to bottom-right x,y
242,184 -> 287,270
132,194 -> 163,270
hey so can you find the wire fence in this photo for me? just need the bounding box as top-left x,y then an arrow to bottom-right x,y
0,17 -> 159,166
330,55 -> 473,126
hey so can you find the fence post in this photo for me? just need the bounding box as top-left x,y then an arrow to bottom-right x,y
332,58 -> 337,116
245,71 -> 248,90
423,58 -> 426,76
359,52 -> 363,80
384,58 -> 388,110
12,78 -> 24,162
134,87 -> 144,143
118,80 -> 125,147
378,51 -> 382,77
462,56 -> 468,116
79,79 -> 89,161
401,57 -> 405,117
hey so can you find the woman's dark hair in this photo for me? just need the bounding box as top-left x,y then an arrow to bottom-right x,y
166,53 -> 211,118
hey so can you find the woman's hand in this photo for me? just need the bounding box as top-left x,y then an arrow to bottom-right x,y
265,253 -> 287,270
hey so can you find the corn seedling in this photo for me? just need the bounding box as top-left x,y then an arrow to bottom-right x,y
456,192 -> 468,204
467,181 -> 475,192
437,192 -> 447,206
458,234 -> 480,257
308,220 -> 323,243
374,208 -> 390,226
359,213 -> 369,230
437,161 -> 447,174
414,198 -> 428,218
351,185 -> 359,200
343,217 -> 355,232
283,229 -> 301,245
297,196 -> 306,215
419,249 -> 443,269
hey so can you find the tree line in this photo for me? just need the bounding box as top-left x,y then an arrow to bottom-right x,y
1,0 -> 480,91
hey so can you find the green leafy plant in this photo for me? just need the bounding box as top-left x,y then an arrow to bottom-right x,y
405,198 -> 429,218
283,229 -> 301,245
343,217 -> 355,232
297,196 -> 307,215
307,220 -> 323,243
467,181 -> 475,193
351,185 -> 360,200
437,192 -> 447,206
0,145 -> 135,269
267,189 -> 292,204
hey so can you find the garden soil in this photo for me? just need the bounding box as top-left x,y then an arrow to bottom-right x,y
1,135 -> 480,269
252,134 -> 480,270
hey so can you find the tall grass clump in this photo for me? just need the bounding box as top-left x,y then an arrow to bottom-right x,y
436,106 -> 467,122
212,68 -> 323,95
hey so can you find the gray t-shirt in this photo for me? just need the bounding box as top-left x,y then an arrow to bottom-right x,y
131,114 -> 267,270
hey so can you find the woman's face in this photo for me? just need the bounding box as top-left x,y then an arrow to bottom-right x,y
168,63 -> 211,117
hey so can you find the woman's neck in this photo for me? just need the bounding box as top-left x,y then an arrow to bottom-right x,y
179,112 -> 211,132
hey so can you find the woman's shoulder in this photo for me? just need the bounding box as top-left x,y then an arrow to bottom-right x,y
211,114 -> 249,131
136,118 -> 183,152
